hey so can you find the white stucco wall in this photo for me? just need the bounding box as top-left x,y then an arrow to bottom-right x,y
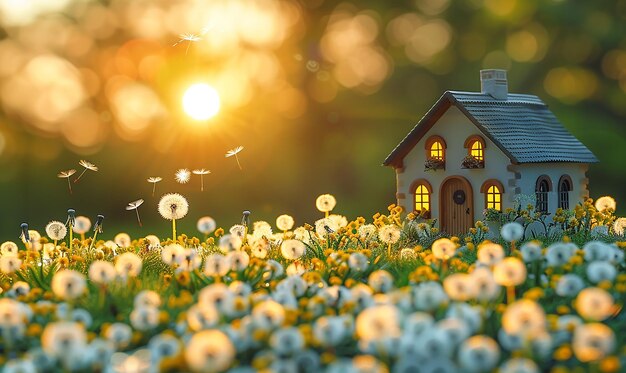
396,106 -> 514,224
510,163 -> 590,212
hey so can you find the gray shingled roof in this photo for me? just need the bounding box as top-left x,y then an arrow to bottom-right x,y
383,91 -> 598,167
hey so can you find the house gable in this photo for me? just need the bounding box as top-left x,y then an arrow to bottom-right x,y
384,91 -> 598,169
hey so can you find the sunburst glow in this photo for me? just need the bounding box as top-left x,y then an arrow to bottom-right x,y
182,83 -> 221,121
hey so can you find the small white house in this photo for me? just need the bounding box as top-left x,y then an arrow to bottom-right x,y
383,70 -> 598,234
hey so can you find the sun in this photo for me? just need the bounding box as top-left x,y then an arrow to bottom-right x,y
182,83 -> 221,121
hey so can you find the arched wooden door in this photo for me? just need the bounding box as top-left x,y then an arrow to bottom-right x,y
440,176 -> 473,234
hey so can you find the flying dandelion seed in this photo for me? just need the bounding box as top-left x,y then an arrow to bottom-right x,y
225,146 -> 244,170
74,160 -> 98,183
175,169 -> 191,184
126,199 -> 145,227
147,177 -> 162,197
192,169 -> 211,191
57,169 -> 76,194
173,33 -> 202,55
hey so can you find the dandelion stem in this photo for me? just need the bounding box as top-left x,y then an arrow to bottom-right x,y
152,183 -> 156,197
235,155 -> 242,170
80,233 -> 85,242
506,285 -> 516,304
53,239 -> 57,249
325,211 -> 329,218
74,169 -> 87,183
68,224 -> 73,249
200,176 -> 204,192
172,219 -> 177,242
387,242 -> 392,257
67,178 -> 73,194
89,231 -> 99,250
135,209 -> 142,227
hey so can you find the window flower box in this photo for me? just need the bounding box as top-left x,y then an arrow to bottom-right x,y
461,155 -> 484,169
424,158 -> 445,171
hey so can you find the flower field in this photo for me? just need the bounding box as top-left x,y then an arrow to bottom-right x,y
0,195 -> 625,373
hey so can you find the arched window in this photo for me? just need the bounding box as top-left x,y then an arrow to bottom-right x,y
411,179 -> 432,215
535,176 -> 552,213
481,180 -> 504,211
425,136 -> 447,161
464,135 -> 486,163
558,175 -> 572,210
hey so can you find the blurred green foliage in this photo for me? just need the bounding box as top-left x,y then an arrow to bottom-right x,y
0,0 -> 625,239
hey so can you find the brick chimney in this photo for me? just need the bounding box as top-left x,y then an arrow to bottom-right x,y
480,69 -> 508,100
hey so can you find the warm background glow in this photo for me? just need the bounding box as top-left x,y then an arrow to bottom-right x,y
183,83 -> 220,121
0,0 -> 624,237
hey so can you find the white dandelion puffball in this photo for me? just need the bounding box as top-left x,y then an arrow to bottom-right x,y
458,335 -> 500,373
197,216 -> 216,235
493,257 -> 527,287
499,358 -> 540,373
276,214 -> 295,231
73,216 -> 91,234
218,234 -> 242,253
0,256 -> 22,274
315,217 -> 339,238
158,193 -> 189,220
443,273 -> 476,301
520,241 -> 543,263
501,299 -> 546,336
114,233 -> 131,248
115,252 -> 143,278
281,239 -> 306,260
500,222 -> 524,242
431,238 -> 457,260
378,224 -> 401,244
613,217 -> 626,235
574,287 -> 614,321
1,241 -> 19,257
185,330 -> 235,372
477,242 -> 505,266
88,261 -> 116,285
594,196 -> 616,212
51,270 -> 86,300
41,322 -> 87,359
356,304 -> 401,341
45,221 -> 67,241
572,323 -> 616,362
315,194 -> 336,212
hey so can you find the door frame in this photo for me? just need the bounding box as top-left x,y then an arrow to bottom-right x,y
439,175 -> 474,233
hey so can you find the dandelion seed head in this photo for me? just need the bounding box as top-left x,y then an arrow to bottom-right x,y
225,146 -> 244,157
192,169 -> 210,175
197,216 -> 217,235
432,238 -> 457,260
276,214 -> 295,231
78,160 -> 98,171
51,270 -> 86,300
594,196 -> 616,212
315,194 -> 336,213
612,217 -> 626,235
185,330 -> 235,372
378,224 -> 401,244
88,261 -> 116,285
501,222 -> 524,242
73,216 -> 91,234
175,169 -> 191,184
57,169 -> 76,178
572,323 -> 615,362
158,193 -> 189,221
493,257 -> 527,286
280,239 -> 306,260
126,199 -> 144,210
0,241 -> 18,257
147,177 -> 162,183
574,287 -> 614,321
45,221 -> 67,241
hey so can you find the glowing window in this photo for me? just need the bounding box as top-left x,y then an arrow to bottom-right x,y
415,185 -> 430,213
430,141 -> 444,160
486,185 -> 502,211
481,180 -> 504,212
470,141 -> 484,161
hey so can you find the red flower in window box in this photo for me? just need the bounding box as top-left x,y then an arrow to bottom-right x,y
461,155 -> 484,169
